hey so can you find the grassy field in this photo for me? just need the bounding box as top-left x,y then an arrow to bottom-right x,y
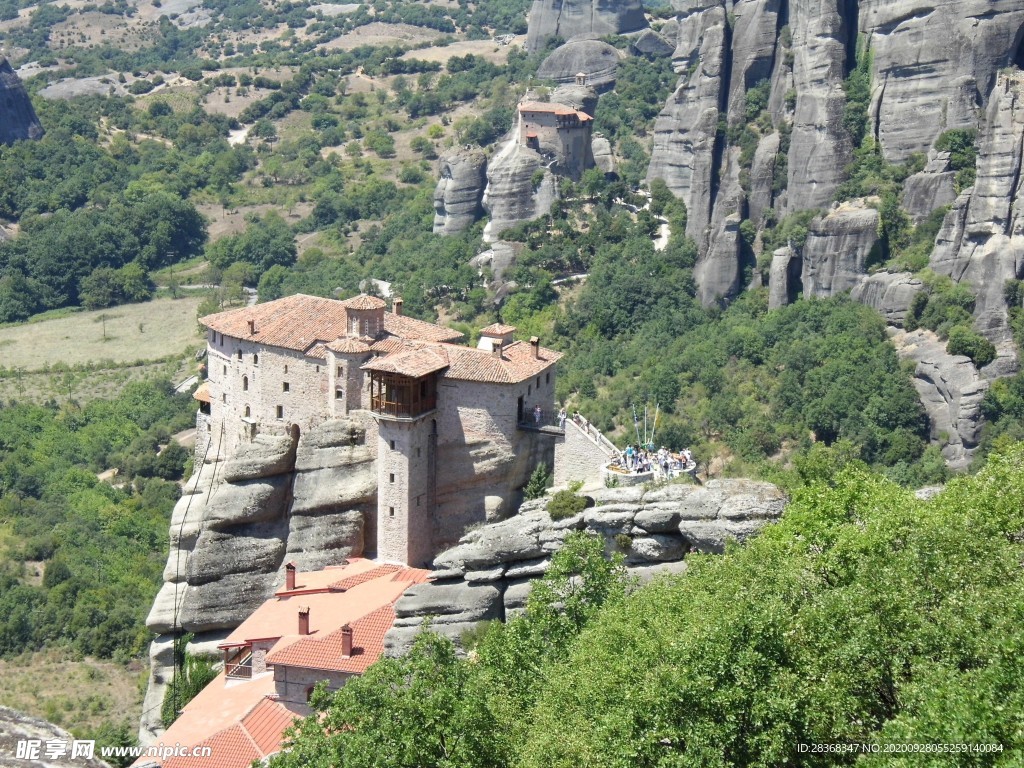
0,296 -> 204,371
0,297 -> 204,403
0,650 -> 146,738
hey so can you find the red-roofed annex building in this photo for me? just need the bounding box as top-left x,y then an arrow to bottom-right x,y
133,560 -> 430,768
198,293 -> 562,566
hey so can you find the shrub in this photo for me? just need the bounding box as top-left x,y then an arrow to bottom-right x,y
524,463 -> 552,500
547,489 -> 587,521
946,325 -> 996,368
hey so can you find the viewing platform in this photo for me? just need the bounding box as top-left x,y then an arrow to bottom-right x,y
517,408 -> 565,435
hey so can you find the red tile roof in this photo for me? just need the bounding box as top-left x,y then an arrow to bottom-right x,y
383,313 -> 463,343
442,341 -> 562,385
340,294 -> 386,310
327,337 -> 372,354
200,294 -> 461,353
242,698 -> 298,756
479,323 -> 517,336
362,345 -> 450,378
266,604 -> 395,674
162,724 -> 262,768
518,101 -> 593,121
192,382 -> 211,404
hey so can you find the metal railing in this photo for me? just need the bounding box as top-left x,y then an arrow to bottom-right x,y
518,409 -> 566,431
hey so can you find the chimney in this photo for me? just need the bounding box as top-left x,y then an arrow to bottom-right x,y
492,341 -> 503,359
530,336 -> 540,359
341,624 -> 353,657
285,562 -> 296,591
298,607 -> 310,636
247,319 -> 256,335
393,297 -> 403,316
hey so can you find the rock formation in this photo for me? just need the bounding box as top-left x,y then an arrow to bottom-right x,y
384,479 -> 786,655
928,73 -> 1024,343
800,201 -> 880,299
644,0 -> 1024,309
0,57 -> 43,145
525,0 -> 647,53
536,40 -> 622,89
432,148 -> 487,235
888,328 -> 988,470
0,706 -> 110,767
481,140 -> 555,242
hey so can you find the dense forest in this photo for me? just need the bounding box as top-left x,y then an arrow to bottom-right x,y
0,380 -> 194,660
269,444 -> 1024,767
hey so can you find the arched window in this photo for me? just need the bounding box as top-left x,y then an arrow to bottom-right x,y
306,686 -> 316,703
236,350 -> 242,360
242,376 -> 249,392
253,354 -> 259,365
244,405 -> 251,418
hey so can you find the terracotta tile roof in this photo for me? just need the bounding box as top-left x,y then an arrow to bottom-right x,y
383,313 -> 463,343
479,323 -> 517,336
442,341 -> 562,384
162,724 -> 262,768
200,294 -> 460,352
328,563 -> 403,591
304,341 -> 329,360
327,337 -> 371,354
200,294 -> 349,353
340,294 -> 386,310
362,346 -> 450,378
192,382 -> 211,404
266,605 -> 395,674
369,337 -> 412,355
242,698 -> 298,755
518,101 -> 593,121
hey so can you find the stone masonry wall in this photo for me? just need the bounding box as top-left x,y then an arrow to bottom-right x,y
206,331 -> 335,457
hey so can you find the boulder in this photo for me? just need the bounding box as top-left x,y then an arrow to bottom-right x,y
0,57 -> 43,145
202,476 -> 291,530
433,148 -> 487,235
284,509 -> 365,570
220,434 -> 296,482
767,246 -> 800,310
901,152 -> 957,223
631,28 -> 675,58
800,202 -> 880,298
591,135 -> 615,174
850,271 -> 923,326
0,706 -> 110,767
536,40 -> 622,89
526,0 -> 646,53
392,581 -> 503,626
293,417 -> 372,471
888,327 -> 989,470
551,83 -> 598,116
628,534 -> 686,562
177,571 -> 284,633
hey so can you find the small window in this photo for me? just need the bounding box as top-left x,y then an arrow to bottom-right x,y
253,354 -> 259,365
242,376 -> 248,392
306,686 -> 316,703
284,364 -> 288,374
389,440 -> 396,450
416,447 -> 421,458
316,366 -> 320,373
416,495 -> 421,507
546,372 -> 550,384
223,365 -> 227,376
222,394 -> 227,403
276,405 -> 283,419
244,405 -> 251,417
528,385 -> 532,396
389,506 -> 395,517
389,473 -> 395,483
335,389 -> 343,400
237,350 -> 242,360
283,382 -> 290,392
337,366 -> 342,377
536,376 -> 540,388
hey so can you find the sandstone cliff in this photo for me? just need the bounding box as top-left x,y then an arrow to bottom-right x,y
0,57 -> 44,146
433,147 -> 487,235
525,0 -> 647,53
384,479 -> 786,655
645,0 -> 1024,310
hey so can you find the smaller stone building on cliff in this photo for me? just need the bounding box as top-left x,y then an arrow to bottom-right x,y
518,100 -> 594,179
198,294 -> 562,567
